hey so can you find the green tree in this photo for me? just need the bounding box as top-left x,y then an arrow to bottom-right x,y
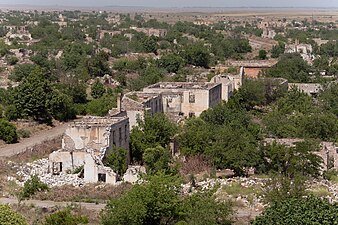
253,196 -> 338,225
9,64 -> 37,82
143,146 -> 172,174
105,147 -> 128,176
43,207 -> 88,225
265,53 -> 310,82
91,79 -> 106,99
319,83 -> 338,116
180,190 -> 233,225
13,68 -> 53,123
86,52 -> 111,77
182,43 -> 210,68
47,90 -> 76,122
271,43 -> 285,58
157,53 -> 185,73
0,204 -> 27,225
258,50 -> 267,59
262,141 -> 322,178
101,173 -> 182,225
130,113 -> 178,162
86,94 -> 116,116
180,98 -> 262,175
142,36 -> 158,53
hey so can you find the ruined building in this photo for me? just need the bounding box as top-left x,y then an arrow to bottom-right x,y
49,116 -> 130,184
109,70 -> 244,129
119,92 -> 163,129
143,82 -> 222,119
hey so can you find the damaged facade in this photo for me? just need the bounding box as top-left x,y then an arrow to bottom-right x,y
288,83 -> 323,96
49,116 -> 130,184
143,82 -> 222,118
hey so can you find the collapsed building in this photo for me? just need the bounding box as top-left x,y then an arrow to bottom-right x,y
49,116 -> 130,184
288,83 -> 323,97
285,41 -> 314,64
264,138 -> 338,171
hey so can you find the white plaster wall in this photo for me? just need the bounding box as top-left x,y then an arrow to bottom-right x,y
84,154 -> 98,183
63,126 -> 108,150
49,151 -> 87,172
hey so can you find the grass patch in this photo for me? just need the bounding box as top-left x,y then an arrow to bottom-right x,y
310,186 -> 332,197
223,182 -> 261,198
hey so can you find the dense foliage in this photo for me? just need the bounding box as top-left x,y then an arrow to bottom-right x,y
130,113 -> 178,162
101,173 -> 232,225
265,53 -> 310,82
179,94 -> 262,176
253,196 -> 338,225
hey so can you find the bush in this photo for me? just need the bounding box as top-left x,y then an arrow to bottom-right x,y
253,196 -> 338,225
43,207 -> 88,225
17,129 -> 31,139
19,175 -> 49,200
0,119 -> 18,143
0,204 -> 27,225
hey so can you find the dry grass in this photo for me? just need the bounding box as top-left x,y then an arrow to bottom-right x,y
179,155 -> 213,176
310,186 -> 332,198
7,136 -> 62,163
34,183 -> 132,203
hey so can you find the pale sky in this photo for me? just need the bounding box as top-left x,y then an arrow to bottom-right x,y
0,0 -> 338,8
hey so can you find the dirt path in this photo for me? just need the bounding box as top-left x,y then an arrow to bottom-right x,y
0,123 -> 68,158
0,197 -> 106,211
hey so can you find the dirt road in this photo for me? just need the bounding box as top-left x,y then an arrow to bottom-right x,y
0,197 -> 106,211
0,123 -> 68,158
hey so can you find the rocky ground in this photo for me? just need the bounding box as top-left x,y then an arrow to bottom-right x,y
8,159 -> 85,187
7,158 -> 338,213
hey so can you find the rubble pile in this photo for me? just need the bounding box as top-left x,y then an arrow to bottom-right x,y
9,159 -> 85,187
310,179 -> 338,203
182,177 -> 267,209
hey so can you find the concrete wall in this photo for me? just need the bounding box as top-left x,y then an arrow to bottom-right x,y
107,118 -> 130,152
84,153 -> 117,184
210,75 -> 233,101
181,84 -> 221,117
162,94 -> 182,114
126,110 -> 144,130
209,84 -> 222,108
62,125 -> 109,151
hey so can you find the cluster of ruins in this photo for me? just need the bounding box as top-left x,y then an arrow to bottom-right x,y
47,70 -> 244,184
46,66 -> 337,185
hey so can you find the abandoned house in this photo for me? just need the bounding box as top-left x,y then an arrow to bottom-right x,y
288,83 -> 323,96
142,82 -> 222,118
120,92 -> 163,129
49,116 -> 130,184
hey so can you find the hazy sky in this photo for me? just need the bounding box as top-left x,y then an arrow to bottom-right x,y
1,0 -> 338,8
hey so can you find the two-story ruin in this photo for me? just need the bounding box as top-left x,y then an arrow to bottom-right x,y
142,82 -> 222,118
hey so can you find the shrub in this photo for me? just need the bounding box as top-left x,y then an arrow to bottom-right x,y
43,207 -> 88,225
0,204 -> 28,225
19,175 -> 49,200
0,119 -> 18,143
17,129 -> 31,139
253,196 -> 338,225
